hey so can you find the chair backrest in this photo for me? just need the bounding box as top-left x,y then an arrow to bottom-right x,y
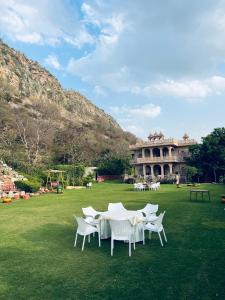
109,220 -> 133,237
155,211 -> 165,228
137,183 -> 144,189
145,203 -> 159,215
74,216 -> 93,234
82,206 -> 98,218
108,202 -> 126,212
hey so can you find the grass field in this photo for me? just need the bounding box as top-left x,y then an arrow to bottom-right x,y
0,183 -> 225,300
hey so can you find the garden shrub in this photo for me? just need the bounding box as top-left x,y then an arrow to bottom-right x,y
83,175 -> 94,186
15,180 -> 41,193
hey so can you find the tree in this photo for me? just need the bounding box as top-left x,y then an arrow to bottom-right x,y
183,166 -> 198,183
94,152 -> 132,175
14,108 -> 55,165
53,124 -> 88,165
188,128 -> 225,182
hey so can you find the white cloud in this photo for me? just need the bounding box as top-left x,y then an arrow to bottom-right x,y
67,1 -> 225,100
45,54 -> 61,70
93,85 -> 106,96
122,124 -> 146,138
109,103 -> 161,138
143,80 -> 210,99
15,33 -> 43,44
110,103 -> 161,119
0,0 -> 94,47
133,76 -> 225,101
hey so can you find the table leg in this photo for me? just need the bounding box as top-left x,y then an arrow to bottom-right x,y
208,191 -> 210,201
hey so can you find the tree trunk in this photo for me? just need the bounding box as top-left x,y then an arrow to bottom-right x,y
213,168 -> 217,182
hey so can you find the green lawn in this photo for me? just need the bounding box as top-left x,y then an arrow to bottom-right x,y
0,183 -> 225,300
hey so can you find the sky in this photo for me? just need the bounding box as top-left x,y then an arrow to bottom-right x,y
0,0 -> 225,141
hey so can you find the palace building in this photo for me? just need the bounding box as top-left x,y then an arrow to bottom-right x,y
129,132 -> 197,180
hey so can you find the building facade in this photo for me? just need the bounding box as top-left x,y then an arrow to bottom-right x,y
129,132 -> 197,181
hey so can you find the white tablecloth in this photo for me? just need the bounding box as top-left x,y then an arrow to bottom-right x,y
99,210 -> 144,242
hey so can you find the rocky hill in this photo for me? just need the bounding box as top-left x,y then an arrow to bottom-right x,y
0,39 -> 136,165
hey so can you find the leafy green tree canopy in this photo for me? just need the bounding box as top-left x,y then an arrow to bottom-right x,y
188,127 -> 225,182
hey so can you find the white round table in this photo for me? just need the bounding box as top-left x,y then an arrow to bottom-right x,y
99,210 -> 144,242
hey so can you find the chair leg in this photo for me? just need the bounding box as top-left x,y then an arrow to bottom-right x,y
129,240 -> 131,257
111,238 -> 113,256
142,228 -> 145,245
162,228 -> 167,242
149,230 -> 152,239
82,235 -> 86,251
88,234 -> 90,243
133,235 -> 136,250
158,232 -> 163,247
74,231 -> 78,247
98,231 -> 101,247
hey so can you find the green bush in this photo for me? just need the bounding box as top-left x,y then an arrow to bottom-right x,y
83,175 -> 94,186
3,158 -> 47,184
95,155 -> 131,176
15,180 -> 41,193
54,164 -> 85,186
159,178 -> 176,184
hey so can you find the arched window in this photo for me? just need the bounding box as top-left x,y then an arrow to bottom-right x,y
153,148 -> 160,157
144,149 -> 150,157
153,165 -> 161,176
145,165 -> 151,175
163,147 -> 169,157
163,164 -> 170,176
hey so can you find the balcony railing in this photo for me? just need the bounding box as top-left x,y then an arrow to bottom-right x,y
129,138 -> 197,150
130,155 -> 185,164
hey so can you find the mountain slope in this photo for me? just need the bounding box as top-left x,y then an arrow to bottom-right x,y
0,39 -> 136,165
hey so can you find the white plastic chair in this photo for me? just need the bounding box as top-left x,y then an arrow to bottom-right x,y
138,204 -> 159,222
82,206 -> 101,218
142,211 -> 167,247
86,182 -> 92,189
156,182 -> 160,189
137,183 -> 145,191
82,206 -> 101,228
133,183 -> 138,190
109,220 -> 136,257
149,182 -> 157,191
74,216 -> 101,251
108,202 -> 126,212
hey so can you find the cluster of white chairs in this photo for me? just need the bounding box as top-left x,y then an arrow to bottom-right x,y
134,182 -> 160,191
148,182 -> 160,191
74,202 -> 167,256
133,183 -> 146,191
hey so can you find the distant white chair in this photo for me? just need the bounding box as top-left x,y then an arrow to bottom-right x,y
133,183 -> 138,190
138,204 -> 159,222
86,182 -> 92,189
109,220 -> 136,256
135,183 -> 146,191
74,216 -> 101,251
108,202 -> 126,212
142,211 -> 167,247
156,182 -> 160,189
148,182 -> 157,191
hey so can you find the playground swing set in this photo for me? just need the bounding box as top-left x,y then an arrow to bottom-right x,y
46,170 -> 65,193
